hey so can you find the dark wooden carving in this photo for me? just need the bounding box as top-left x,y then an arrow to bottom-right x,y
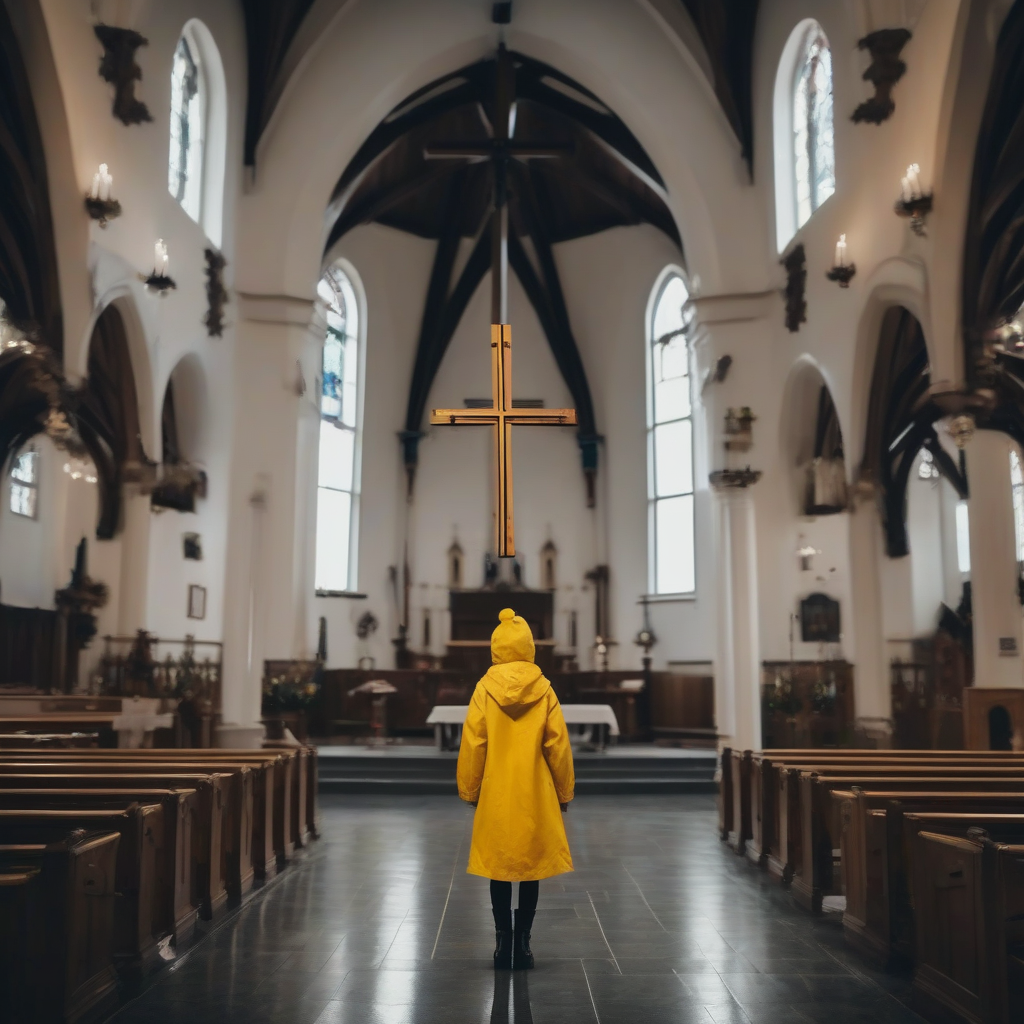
781,244 -> 806,332
0,3 -> 63,354
799,593 -> 840,643
93,24 -> 153,126
203,248 -> 228,337
851,28 -> 912,125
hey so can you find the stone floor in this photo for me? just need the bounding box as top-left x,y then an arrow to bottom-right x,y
108,794 -> 928,1024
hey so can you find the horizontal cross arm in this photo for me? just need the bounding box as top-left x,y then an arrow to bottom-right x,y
429,408 -> 499,425
504,409 -> 578,425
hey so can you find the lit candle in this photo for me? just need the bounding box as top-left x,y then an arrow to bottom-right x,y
834,233 -> 847,268
90,169 -> 101,200
100,163 -> 112,201
906,163 -> 921,197
900,176 -> 911,202
155,239 -> 168,276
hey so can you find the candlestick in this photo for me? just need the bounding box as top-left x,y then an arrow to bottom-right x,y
906,163 -> 921,197
834,234 -> 847,268
155,239 -> 168,276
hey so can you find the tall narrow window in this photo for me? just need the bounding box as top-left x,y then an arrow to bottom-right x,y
9,450 -> 39,519
956,500 -> 971,575
315,266 -> 361,593
792,25 -> 835,230
648,273 -> 695,595
1011,450 -> 1024,563
168,32 -> 205,223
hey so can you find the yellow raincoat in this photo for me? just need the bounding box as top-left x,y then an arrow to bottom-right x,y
457,608 -> 575,881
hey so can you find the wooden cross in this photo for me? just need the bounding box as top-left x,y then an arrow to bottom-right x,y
431,324 -> 576,558
425,44 -> 576,558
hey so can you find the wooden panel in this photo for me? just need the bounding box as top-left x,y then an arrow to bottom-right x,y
963,688 -> 1024,750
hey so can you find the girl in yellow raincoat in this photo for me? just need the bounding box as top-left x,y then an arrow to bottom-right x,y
457,608 -> 575,970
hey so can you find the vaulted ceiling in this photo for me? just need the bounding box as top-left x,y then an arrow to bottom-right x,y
240,1 -> 759,173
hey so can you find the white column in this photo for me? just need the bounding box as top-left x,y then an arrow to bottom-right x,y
714,486 -> 762,749
968,430 -> 1023,688
218,293 -> 321,746
847,496 -> 890,721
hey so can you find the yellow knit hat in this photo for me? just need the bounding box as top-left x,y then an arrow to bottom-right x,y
490,608 -> 536,665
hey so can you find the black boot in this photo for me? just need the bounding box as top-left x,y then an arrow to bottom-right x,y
513,909 -> 535,969
492,906 -> 513,969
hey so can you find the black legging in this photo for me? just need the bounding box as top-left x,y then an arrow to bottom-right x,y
490,879 -> 539,915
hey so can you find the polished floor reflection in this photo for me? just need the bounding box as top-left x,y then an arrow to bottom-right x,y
108,794 -> 926,1024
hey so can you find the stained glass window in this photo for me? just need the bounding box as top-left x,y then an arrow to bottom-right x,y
1011,450 -> 1024,563
315,266 -> 361,593
648,273 -> 695,595
168,34 -> 205,223
793,26 -> 834,231
10,450 -> 39,519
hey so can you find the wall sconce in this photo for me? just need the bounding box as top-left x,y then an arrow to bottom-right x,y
825,234 -> 856,287
894,163 -> 933,236
947,413 -> 975,450
84,163 -> 121,227
142,239 -> 176,295
797,540 -> 819,572
63,457 -> 98,485
724,406 -> 756,451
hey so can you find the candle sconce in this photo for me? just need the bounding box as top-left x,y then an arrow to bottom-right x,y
142,239 -> 176,295
895,163 -> 933,236
724,406 -> 756,452
826,234 -> 856,287
84,164 -> 121,227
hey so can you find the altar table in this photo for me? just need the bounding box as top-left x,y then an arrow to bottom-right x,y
426,703 -> 620,750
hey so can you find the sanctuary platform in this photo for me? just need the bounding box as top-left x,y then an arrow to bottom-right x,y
316,744 -> 717,796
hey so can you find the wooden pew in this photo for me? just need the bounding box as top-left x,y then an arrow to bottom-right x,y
786,768 -> 1024,911
0,831 -> 121,1024
0,769 -> 231,918
10,748 -> 305,869
0,806 -> 163,962
742,751 -> 1024,873
0,758 -> 257,899
767,755 -> 1024,879
911,830 -> 1024,1024
835,789 -> 1024,966
0,788 -> 198,945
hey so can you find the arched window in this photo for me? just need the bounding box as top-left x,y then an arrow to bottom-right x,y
167,22 -> 226,245
1011,449 -> 1024,563
774,21 -> 835,248
168,32 -> 205,223
647,272 -> 695,595
315,265 -> 362,594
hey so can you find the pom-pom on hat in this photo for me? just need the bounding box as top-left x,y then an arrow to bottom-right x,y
490,607 -> 536,665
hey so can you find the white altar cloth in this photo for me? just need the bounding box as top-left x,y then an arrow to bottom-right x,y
426,703 -> 620,749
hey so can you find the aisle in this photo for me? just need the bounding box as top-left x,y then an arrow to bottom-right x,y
109,794 -> 926,1024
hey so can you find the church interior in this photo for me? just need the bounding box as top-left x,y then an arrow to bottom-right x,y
3,0 -> 1024,1021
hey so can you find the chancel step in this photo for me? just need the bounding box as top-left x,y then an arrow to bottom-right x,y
317,749 -> 717,795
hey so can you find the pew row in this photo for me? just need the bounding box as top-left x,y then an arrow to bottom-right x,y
0,832 -> 121,1024
788,769 -> 1024,911
0,788 -> 198,946
911,830 -> 1024,1024
0,766 -> 239,916
834,789 -> 1024,967
0,807 -> 163,963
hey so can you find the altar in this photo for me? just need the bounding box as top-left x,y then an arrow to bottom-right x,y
426,702 -> 620,750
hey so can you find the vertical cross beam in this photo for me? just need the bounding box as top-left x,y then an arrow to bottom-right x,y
430,324 -> 576,558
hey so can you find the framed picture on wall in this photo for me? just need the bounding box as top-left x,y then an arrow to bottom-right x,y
187,584 -> 207,620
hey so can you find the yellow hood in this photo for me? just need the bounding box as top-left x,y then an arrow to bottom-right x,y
481,661 -> 549,719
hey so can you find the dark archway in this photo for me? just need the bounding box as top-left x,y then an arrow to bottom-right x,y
988,704 -> 1013,750
75,304 -> 146,538
862,306 -> 967,557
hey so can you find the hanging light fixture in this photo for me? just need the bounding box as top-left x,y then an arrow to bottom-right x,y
84,163 -> 121,227
894,163 -> 933,236
826,234 -> 856,287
